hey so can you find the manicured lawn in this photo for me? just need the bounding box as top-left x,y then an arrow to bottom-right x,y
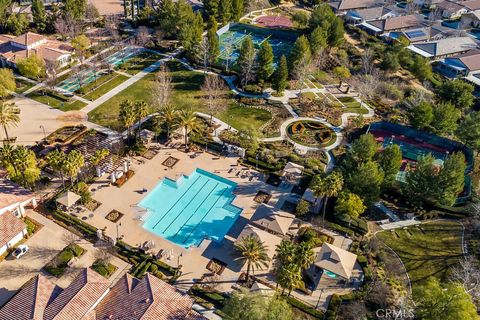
27,90 -> 87,111
89,60 -> 271,132
15,79 -> 35,94
44,243 -> 85,277
118,52 -> 162,75
84,74 -> 129,101
91,259 -> 118,278
78,72 -> 117,94
377,221 -> 463,287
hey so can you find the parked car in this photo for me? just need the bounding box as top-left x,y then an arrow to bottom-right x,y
12,245 -> 29,259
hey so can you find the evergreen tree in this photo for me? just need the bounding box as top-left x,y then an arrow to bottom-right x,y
257,41 -> 274,82
334,192 -> 366,218
179,9 -> 204,59
379,144 -> 402,186
309,26 -> 327,56
411,55 -> 433,82
31,0 -> 47,32
404,154 -> 439,206
207,17 -> 220,64
219,0 -> 232,24
309,4 -> 344,47
431,102 -> 460,135
158,0 -> 177,37
288,35 -> 311,77
272,55 -> 288,93
343,133 -> 378,171
204,0 -> 219,20
410,101 -> 433,130
438,79 -> 475,109
346,161 -> 384,205
232,0 -> 244,21
236,36 -> 256,86
457,111 -> 480,153
64,0 -> 87,20
438,152 -> 466,206
6,13 -> 29,36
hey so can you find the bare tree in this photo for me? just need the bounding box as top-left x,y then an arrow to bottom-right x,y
195,37 -> 210,74
451,256 -> 480,303
360,48 -> 375,75
136,26 -> 150,47
94,246 -> 114,265
350,69 -> 382,102
55,14 -> 82,39
201,74 -> 227,124
153,29 -> 165,47
152,64 -> 172,110
293,55 -> 314,94
338,301 -> 367,320
85,3 -> 100,28
45,60 -> 58,90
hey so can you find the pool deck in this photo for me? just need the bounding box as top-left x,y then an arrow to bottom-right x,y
87,143 -> 298,293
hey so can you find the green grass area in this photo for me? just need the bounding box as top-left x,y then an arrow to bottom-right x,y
118,52 -> 162,75
77,72 -> 117,95
44,243 -> 85,277
89,60 -> 271,132
27,90 -> 87,111
15,79 -> 35,94
84,74 -> 129,101
377,221 -> 463,288
91,259 -> 118,278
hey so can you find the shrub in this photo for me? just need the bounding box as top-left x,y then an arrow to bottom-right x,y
91,259 -> 117,278
149,263 -> 158,273
24,218 -> 37,236
243,84 -> 263,94
68,243 -> 85,257
286,296 -> 324,319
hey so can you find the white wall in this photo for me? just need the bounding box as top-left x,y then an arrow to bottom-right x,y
0,229 -> 26,255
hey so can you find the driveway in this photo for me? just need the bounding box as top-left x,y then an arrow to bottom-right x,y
0,210 -> 129,307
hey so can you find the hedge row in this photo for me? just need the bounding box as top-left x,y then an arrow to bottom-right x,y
325,294 -> 341,320
286,296 -> 324,319
51,210 -> 98,239
333,214 -> 368,235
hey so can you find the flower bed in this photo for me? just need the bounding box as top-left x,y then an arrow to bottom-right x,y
105,209 -> 124,223
44,243 -> 85,277
286,120 -> 336,147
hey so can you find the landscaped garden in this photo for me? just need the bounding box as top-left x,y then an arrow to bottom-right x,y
83,74 -> 129,101
287,120 -> 336,147
27,89 -> 87,111
44,243 -> 86,277
88,60 -> 272,132
91,259 -> 118,278
376,220 -> 463,289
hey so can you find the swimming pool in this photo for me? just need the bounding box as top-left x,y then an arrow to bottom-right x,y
140,168 -> 242,248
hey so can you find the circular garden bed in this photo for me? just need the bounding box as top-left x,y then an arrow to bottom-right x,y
286,120 -> 336,147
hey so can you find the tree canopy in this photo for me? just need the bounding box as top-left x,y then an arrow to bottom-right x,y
308,4 -> 344,47
223,290 -> 293,320
457,111 -> 480,152
438,79 -> 475,109
0,68 -> 16,99
17,54 -> 45,80
257,41 -> 274,82
334,192 -> 366,218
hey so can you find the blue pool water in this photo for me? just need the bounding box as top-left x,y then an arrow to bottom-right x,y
140,168 -> 242,248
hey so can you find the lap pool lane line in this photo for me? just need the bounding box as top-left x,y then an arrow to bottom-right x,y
180,187 -> 231,246
151,175 -> 202,229
169,181 -> 223,240
161,180 -> 219,234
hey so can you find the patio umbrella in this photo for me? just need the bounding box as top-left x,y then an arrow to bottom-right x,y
56,191 -> 81,208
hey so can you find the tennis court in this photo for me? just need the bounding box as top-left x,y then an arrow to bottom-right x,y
57,46 -> 145,93
217,23 -> 296,67
255,15 -> 293,28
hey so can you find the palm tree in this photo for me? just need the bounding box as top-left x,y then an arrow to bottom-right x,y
0,144 -> 18,176
12,146 -> 31,187
0,102 -> 20,143
157,104 -> 178,139
64,150 -> 84,185
310,171 -> 344,222
177,109 -> 201,150
234,235 -> 270,280
119,99 -> 136,139
294,242 -> 315,271
46,149 -> 67,189
277,263 -> 303,296
275,240 -> 296,267
134,100 -> 149,137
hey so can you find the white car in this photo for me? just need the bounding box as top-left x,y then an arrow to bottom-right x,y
12,245 -> 29,259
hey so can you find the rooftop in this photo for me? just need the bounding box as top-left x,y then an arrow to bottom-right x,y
314,243 -> 358,279
0,177 -> 33,209
0,211 -> 26,250
453,49 -> 480,71
12,32 -> 45,46
462,0 -> 480,10
369,14 -> 425,32
408,36 -> 478,58
250,204 -> 295,236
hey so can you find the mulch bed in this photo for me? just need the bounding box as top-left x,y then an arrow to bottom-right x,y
254,191 -> 272,204
206,258 -> 227,275
105,209 -> 124,223
162,156 -> 179,168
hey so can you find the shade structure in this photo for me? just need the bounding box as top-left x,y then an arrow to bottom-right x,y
56,191 -> 81,208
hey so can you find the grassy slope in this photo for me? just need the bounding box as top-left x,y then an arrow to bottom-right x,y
89,61 -> 271,132
377,220 -> 463,286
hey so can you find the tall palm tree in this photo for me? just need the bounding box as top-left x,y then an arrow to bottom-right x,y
0,144 -> 18,176
157,104 -> 178,139
119,99 -> 136,139
277,263 -> 303,296
46,149 -> 67,189
176,109 -> 201,150
310,171 -> 344,222
275,240 -> 296,267
0,102 -> 20,143
294,242 -> 315,271
234,235 -> 270,280
12,146 -> 31,187
134,100 -> 149,136
64,150 -> 84,185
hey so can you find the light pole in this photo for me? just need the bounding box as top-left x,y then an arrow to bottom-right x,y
116,222 -> 122,241
39,125 -> 46,140
315,289 -> 325,309
255,153 -> 259,170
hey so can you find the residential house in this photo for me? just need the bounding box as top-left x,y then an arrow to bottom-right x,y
386,26 -> 446,43
360,14 -> 426,35
437,49 -> 480,86
305,243 -> 359,289
434,1 -> 468,19
0,268 -> 202,319
461,10 -> 480,27
0,211 -> 27,256
414,0 -> 443,9
0,177 -> 36,217
407,36 -> 478,59
250,204 -> 295,237
0,32 -> 74,69
345,6 -> 394,24
329,0 -> 385,14
461,0 -> 480,11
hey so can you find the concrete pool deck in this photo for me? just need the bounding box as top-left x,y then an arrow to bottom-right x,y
86,144 -> 298,292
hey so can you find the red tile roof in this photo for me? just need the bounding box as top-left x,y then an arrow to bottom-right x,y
95,273 -> 200,320
12,32 -> 45,46
0,211 -> 26,249
44,268 -> 110,320
0,274 -> 60,320
0,177 -> 33,210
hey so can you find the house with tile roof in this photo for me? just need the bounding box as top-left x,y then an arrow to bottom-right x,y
407,36 -> 478,59
0,211 -> 27,256
461,9 -> 480,27
0,269 -> 202,320
250,204 -> 295,236
435,0 -> 469,19
345,6 -> 394,24
359,14 -> 427,35
437,49 -> 480,86
0,32 -> 74,69
329,0 -> 385,14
